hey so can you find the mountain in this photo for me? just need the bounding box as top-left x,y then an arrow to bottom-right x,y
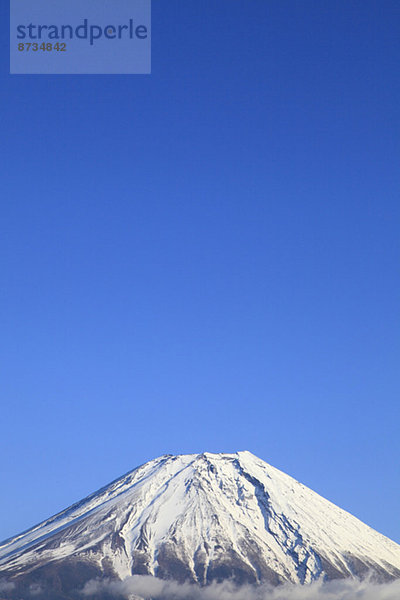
1,451 -> 400,599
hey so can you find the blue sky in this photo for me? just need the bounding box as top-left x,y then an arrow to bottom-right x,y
1,1 -> 399,544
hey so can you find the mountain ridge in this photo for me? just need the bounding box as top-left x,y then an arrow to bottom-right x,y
1,451 -> 400,599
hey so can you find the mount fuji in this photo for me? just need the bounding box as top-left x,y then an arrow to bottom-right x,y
1,452 -> 400,599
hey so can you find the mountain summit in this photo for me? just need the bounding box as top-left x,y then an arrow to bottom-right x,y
1,452 -> 400,598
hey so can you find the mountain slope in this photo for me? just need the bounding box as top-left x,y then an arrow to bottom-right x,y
1,451 -> 400,597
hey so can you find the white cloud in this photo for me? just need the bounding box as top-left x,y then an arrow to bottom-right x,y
82,575 -> 400,600
0,579 -> 15,593
29,582 -> 44,596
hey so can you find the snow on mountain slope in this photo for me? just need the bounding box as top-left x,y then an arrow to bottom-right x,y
1,451 -> 400,589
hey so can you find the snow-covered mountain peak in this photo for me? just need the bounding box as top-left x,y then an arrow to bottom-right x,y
1,451 -> 400,597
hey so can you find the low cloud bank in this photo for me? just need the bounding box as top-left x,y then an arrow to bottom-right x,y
0,579 -> 15,593
82,575 -> 400,600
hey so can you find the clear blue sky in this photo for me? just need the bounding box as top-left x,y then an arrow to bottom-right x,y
1,1 -> 399,544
